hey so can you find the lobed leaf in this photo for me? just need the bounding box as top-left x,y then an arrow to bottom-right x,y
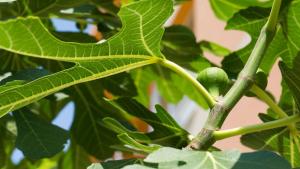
0,0 -> 174,117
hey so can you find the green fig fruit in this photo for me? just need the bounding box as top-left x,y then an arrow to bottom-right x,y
197,67 -> 229,98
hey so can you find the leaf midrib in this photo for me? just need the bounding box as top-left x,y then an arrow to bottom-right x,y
0,58 -> 159,117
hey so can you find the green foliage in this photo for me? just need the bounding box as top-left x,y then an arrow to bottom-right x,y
280,55 -> 300,110
0,0 -> 299,168
209,0 -> 272,20
13,109 -> 69,159
106,98 -> 189,148
91,147 -> 292,169
0,0 -> 173,117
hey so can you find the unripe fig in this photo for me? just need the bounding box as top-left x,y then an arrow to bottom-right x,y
197,67 -> 229,98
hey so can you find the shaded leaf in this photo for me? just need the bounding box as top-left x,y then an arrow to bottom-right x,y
52,32 -> 98,43
13,109 -> 69,159
241,126 -> 300,168
101,72 -> 138,97
153,66 -> 184,103
199,40 -> 231,57
107,98 -> 189,148
162,25 -> 210,72
58,143 -> 91,169
136,65 -> 210,108
71,83 -> 120,159
224,7 -> 290,74
131,67 -> 155,106
209,0 -> 272,20
225,8 -> 268,68
0,68 -> 48,85
0,49 -> 38,74
280,47 -> 300,111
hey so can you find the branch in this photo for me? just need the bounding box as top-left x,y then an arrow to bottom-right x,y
186,0 -> 283,150
160,60 -> 216,108
213,114 -> 300,140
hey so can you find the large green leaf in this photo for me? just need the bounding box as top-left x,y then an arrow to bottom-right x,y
121,147 -> 291,169
13,109 -> 69,159
0,0 -> 174,117
209,0 -> 272,21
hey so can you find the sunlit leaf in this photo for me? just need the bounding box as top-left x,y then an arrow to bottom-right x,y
0,0 -> 174,117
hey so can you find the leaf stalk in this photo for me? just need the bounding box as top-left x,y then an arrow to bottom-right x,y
250,85 -> 287,118
250,84 -> 299,135
159,60 -> 216,108
213,114 -> 300,140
